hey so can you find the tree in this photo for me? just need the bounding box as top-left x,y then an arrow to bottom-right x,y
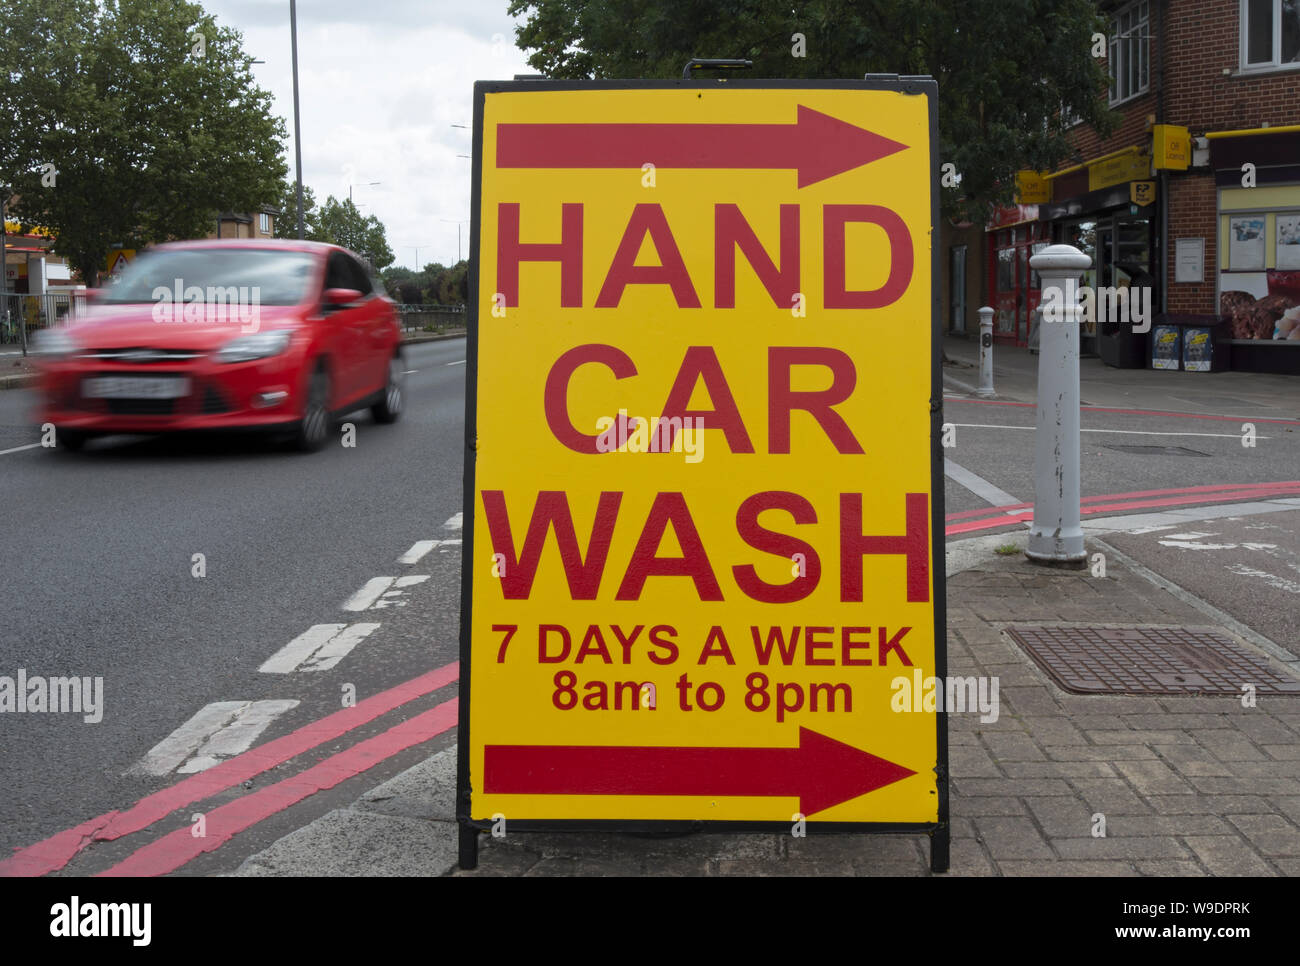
0,0 -> 287,286
274,176 -> 320,240
313,196 -> 395,270
506,0 -> 1119,219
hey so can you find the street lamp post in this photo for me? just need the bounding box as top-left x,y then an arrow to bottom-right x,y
290,0 -> 305,239
440,218 -> 469,264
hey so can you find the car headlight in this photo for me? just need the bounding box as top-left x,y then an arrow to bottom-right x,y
214,329 -> 292,363
30,328 -> 79,358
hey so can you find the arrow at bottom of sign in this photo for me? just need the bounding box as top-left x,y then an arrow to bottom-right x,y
482,727 -> 917,817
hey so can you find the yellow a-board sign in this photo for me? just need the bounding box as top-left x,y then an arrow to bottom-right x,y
458,79 -> 947,870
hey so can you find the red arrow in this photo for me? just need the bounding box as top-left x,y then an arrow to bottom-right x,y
496,105 -> 908,188
483,726 -> 916,816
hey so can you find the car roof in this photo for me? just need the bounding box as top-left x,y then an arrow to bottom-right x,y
148,238 -> 350,258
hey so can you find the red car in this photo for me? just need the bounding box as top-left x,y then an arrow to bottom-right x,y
33,239 -> 404,452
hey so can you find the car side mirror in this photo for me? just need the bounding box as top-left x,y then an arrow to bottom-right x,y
323,287 -> 363,307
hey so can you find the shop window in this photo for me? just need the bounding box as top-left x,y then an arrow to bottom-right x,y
997,247 -> 1015,292
1241,0 -> 1300,70
1109,1 -> 1150,104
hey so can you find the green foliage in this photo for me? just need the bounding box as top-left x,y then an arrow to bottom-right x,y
312,196 -> 395,270
380,260 -> 468,305
506,0 -> 1120,220
0,0 -> 287,285
274,176 -> 320,240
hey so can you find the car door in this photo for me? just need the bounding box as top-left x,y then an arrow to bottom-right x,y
321,251 -> 368,405
342,254 -> 390,398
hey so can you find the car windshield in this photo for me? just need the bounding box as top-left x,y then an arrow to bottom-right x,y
103,248 -> 317,305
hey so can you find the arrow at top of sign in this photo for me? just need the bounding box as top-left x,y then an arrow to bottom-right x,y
483,726 -> 916,816
496,105 -> 909,188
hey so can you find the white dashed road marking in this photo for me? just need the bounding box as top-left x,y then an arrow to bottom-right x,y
444,512 -> 462,530
944,458 -> 1020,510
446,360 -> 465,366
133,700 -> 299,775
341,575 -> 429,611
0,443 -> 42,457
398,539 -> 462,563
259,623 -> 381,673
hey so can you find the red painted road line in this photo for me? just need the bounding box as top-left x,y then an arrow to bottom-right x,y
946,485 -> 1300,535
98,698 -> 459,877
0,662 -> 459,878
945,480 -> 1300,522
945,501 -> 1034,521
946,396 -> 1300,427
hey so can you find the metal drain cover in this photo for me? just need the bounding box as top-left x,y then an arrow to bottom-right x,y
1103,444 -> 1211,457
1004,626 -> 1300,695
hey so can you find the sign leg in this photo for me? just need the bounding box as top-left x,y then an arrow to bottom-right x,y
930,825 -> 950,873
458,821 -> 479,870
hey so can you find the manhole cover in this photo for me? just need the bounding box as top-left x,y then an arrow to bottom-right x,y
1004,626 -> 1300,695
1102,444 -> 1211,457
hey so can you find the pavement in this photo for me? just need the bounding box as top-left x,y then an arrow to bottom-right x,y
941,333 -> 1300,419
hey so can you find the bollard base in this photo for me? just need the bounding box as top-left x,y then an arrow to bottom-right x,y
1023,551 -> 1088,570
974,388 -> 996,398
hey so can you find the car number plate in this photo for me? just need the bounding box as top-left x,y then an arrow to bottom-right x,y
83,376 -> 191,399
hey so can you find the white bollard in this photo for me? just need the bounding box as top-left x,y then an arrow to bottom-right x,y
1026,245 -> 1090,566
976,306 -> 995,398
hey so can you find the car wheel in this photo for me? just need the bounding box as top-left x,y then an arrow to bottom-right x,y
371,352 -> 403,424
293,367 -> 332,452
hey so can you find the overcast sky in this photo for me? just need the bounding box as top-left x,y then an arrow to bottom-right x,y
204,0 -> 533,270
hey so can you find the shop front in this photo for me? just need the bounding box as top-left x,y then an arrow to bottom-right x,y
986,205 -> 1048,347
1038,163 -> 1159,358
1209,130 -> 1300,375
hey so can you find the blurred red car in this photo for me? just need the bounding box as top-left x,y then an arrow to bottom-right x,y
33,239 -> 403,452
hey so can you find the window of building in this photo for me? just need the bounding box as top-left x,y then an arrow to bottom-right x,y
1109,1 -> 1150,104
259,212 -> 271,233
1241,0 -> 1300,70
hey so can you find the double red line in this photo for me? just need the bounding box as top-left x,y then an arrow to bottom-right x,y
1,663 -> 459,878
945,480 -> 1300,536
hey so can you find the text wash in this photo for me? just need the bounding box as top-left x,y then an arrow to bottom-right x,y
481,490 -> 930,604
496,202 -> 913,310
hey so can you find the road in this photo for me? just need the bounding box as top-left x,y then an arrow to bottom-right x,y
1,336 -> 1297,874
0,338 -> 466,873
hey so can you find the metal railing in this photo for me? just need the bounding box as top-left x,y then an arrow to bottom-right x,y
395,303 -> 466,333
0,291 -> 89,347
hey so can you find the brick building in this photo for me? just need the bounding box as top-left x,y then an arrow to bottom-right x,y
948,0 -> 1300,374
209,206 -> 280,240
